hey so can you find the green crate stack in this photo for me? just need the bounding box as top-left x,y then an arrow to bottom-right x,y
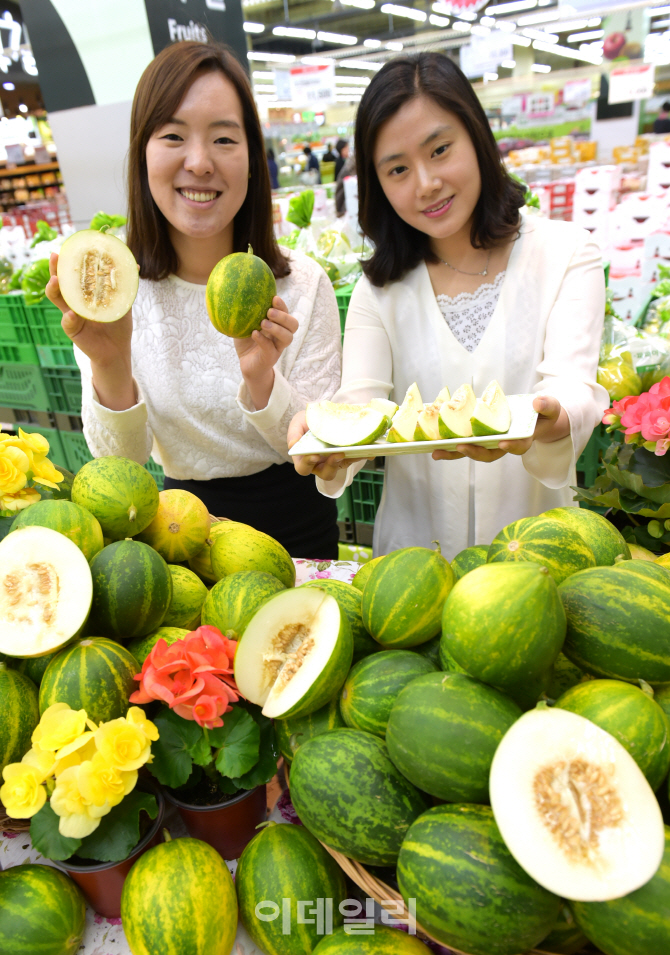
334,282 -> 356,337
41,366 -> 82,415
352,468 -> 384,526
25,300 -> 76,368
6,424 -> 69,471
60,430 -> 164,489
0,292 -> 39,365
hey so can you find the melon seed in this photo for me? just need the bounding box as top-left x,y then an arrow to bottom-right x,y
262,622 -> 315,688
1,561 -> 59,629
80,250 -> 117,309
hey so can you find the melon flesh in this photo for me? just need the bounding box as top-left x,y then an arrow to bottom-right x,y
387,383 -> 423,443
489,707 -> 665,902
439,384 -> 476,438
471,380 -> 511,436
306,401 -> 387,447
0,526 -> 93,657
415,386 -> 451,441
57,229 -> 139,323
370,398 -> 398,430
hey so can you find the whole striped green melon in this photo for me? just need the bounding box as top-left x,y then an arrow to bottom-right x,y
542,506 -> 631,566
0,863 -> 86,955
137,489 -> 210,562
558,561 -> 670,683
351,556 -> 384,592
570,825 -> 670,955
655,685 -> 670,725
340,650 -> 436,737
187,521 -> 228,583
11,499 -> 103,562
275,697 -> 345,763
536,905 -> 588,955
302,578 -> 381,662
397,804 -> 561,955
201,570 -> 286,639
450,544 -> 488,581
89,539 -> 172,639
211,521 -> 295,588
289,729 -> 428,865
206,247 -> 276,338
547,652 -> 587,700
162,565 -> 207,630
414,633 -> 441,667
362,546 -> 454,648
0,663 -> 39,774
13,651 -> 58,687
39,638 -> 139,724
555,679 -> 670,791
71,455 -> 159,540
386,672 -> 522,802
236,821 -> 347,955
313,925 -> 434,953
126,627 -> 190,667
488,515 -> 596,585
441,563 -> 566,702
121,836 -> 238,955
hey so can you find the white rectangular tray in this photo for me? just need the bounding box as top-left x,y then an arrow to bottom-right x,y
289,393 -> 538,459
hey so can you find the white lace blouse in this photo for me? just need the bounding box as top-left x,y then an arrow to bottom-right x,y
436,271 -> 506,352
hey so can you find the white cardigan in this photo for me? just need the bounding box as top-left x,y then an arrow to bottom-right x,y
319,213 -> 610,559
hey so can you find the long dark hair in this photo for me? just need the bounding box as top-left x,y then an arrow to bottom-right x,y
355,53 -> 525,287
127,41 -> 290,281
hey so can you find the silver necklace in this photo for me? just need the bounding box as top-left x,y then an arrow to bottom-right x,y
440,249 -> 492,277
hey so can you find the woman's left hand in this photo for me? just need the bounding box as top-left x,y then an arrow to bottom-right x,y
432,396 -> 569,463
235,295 -> 298,410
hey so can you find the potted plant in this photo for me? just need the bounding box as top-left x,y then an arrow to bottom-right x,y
130,625 -> 278,860
0,702 -> 163,918
0,428 -> 69,538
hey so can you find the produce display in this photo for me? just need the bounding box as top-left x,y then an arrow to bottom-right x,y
56,229 -> 140,323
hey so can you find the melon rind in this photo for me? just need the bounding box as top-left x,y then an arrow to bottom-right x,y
387,383 -> 423,443
306,401 -> 387,447
439,383 -> 476,438
57,229 -> 139,323
470,380 -> 511,437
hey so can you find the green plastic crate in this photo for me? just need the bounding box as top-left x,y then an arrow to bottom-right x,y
0,363 -> 51,412
10,425 -> 68,471
352,468 -> 384,526
334,282 -> 356,336
576,423 -> 616,488
25,300 -> 76,368
41,366 -> 82,415
60,430 -> 164,489
0,292 -> 39,364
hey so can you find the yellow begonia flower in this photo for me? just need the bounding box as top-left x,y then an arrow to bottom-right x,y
126,707 -> 159,742
0,763 -> 47,818
0,452 -> 27,495
77,752 -> 137,809
1,487 -> 41,511
17,428 -> 50,457
95,714 -> 154,772
50,765 -> 109,839
21,747 -> 56,781
32,703 -> 92,754
53,734 -> 97,775
32,456 -> 64,490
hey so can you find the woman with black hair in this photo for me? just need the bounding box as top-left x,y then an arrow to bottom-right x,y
291,52 -> 608,558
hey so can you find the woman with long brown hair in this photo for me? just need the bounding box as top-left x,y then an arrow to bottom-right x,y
46,41 -> 342,558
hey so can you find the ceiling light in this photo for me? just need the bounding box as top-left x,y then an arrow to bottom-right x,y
335,75 -> 370,83
254,84 -> 276,92
337,88 -> 365,95
647,5 -> 670,15
364,38 -> 382,46
486,0 -> 536,14
341,0 -> 376,8
386,40 -> 404,49
452,21 -> 471,31
2,81 -> 13,90
483,71 -> 499,80
18,103 -> 27,112
497,20 -> 517,31
273,26 -> 315,39
432,1 -> 450,12
568,29 -> 603,41
301,56 -> 335,64
510,33 -> 531,45
517,9 -> 559,24
471,24 -> 491,35
458,9 -> 479,19
317,30 -> 358,44
339,59 -> 383,69
381,3 -> 427,20
532,39 -> 602,64
247,52 -> 296,62
501,58 -> 516,67
253,71 -> 274,78
480,16 -> 496,26
523,27 -> 559,42
243,21 -> 264,32
429,13 -> 450,25
531,62 -> 551,71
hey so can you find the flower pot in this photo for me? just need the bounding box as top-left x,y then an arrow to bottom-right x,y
164,784 -> 267,859
56,785 -> 165,919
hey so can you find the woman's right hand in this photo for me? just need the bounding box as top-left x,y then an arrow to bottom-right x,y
288,411 -> 372,482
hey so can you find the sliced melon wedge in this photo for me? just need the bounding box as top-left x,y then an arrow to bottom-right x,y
414,386 -> 451,441
306,401 -> 388,447
470,380 -> 511,437
370,398 -> 399,431
490,706 -> 665,902
0,526 -> 93,658
234,587 -> 353,719
57,229 -> 139,323
387,383 -> 423,443
439,384 -> 476,439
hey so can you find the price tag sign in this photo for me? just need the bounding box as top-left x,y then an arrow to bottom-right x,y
609,63 -> 655,105
289,64 -> 336,107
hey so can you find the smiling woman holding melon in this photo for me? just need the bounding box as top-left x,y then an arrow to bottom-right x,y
46,42 -> 341,558
290,52 -> 609,558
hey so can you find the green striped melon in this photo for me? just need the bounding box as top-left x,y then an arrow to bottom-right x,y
570,826 -> 670,955
71,455 -> 159,540
487,515 -> 596,585
126,627 -> 190,667
542,506 -> 631,566
206,247 -> 276,338
0,663 -> 39,774
313,925 -> 434,953
441,563 -> 566,702
0,864 -> 86,955
386,672 -> 522,801
11,499 -> 104,562
211,522 -> 295,588
558,561 -> 670,683
121,836 -> 238,955
275,696 -> 346,763
655,685 -> 670,725
39,638 -> 139,724
555,679 -> 670,791
340,650 -> 436,737
289,728 -> 428,865
397,805 -> 561,955
439,641 -> 470,674
13,651 -> 59,687
201,570 -> 286,639
187,521 -> 228,584
538,906 -> 588,955
302,578 -> 381,662
547,652 -> 588,700
450,544 -> 488,581
236,821 -> 347,955
362,546 -> 454,648
414,634 -> 441,667
89,539 -> 172,639
137,489 -> 211,562
351,556 -> 383,592
162,565 -> 207,630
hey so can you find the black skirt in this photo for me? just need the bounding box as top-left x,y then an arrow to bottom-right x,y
163,463 -> 339,560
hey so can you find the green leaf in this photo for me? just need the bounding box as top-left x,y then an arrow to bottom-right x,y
30,220 -> 58,247
605,462 -> 670,505
286,190 -> 314,229
214,708 -> 261,779
20,258 -> 51,306
148,708 -> 201,788
188,730 -> 213,768
76,792 -> 158,863
30,802 -> 81,861
215,773 -> 241,795
90,211 -> 127,232
229,708 -> 279,790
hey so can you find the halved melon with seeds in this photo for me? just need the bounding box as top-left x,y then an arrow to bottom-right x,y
57,229 -> 139,323
439,384 -> 476,439
471,380 -> 511,437
234,587 -> 353,719
306,401 -> 387,447
0,526 -> 92,658
489,706 -> 665,902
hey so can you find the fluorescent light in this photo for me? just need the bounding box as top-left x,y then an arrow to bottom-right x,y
568,29 -> 603,41
523,27 -> 559,42
339,59 -> 383,69
486,0 -> 536,14
497,20 -> 517,32
429,13 -> 450,25
471,24 -> 492,35
648,5 -> 670,15
480,16 -> 496,26
510,34 -> 532,46
247,51 -> 296,62
517,9 -> 559,24
254,84 -> 276,92
579,40 -> 603,54
335,75 -> 370,84
484,71 -> 499,80
386,40 -> 404,49
452,21 -> 472,31
501,58 -> 516,68
317,30 -> 358,44
458,9 -> 479,19
531,62 -> 551,71
341,0 -> 376,8
337,88 -> 365,95
252,70 -> 273,79
381,3 -> 427,20
18,104 -> 27,113
554,17 -> 600,31
432,1 -> 450,12
273,26 -> 315,39
364,38 -> 383,46
243,21 -> 264,32
301,56 -> 335,64
2,81 -> 13,90
532,39 -> 603,63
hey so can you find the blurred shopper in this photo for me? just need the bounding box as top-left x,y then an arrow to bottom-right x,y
653,102 -> 670,134
303,145 -> 321,184
323,142 -> 337,163
335,146 -> 356,217
334,138 -> 349,178
266,147 -> 279,189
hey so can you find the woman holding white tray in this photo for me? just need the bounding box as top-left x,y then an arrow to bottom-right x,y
289,52 -> 608,559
